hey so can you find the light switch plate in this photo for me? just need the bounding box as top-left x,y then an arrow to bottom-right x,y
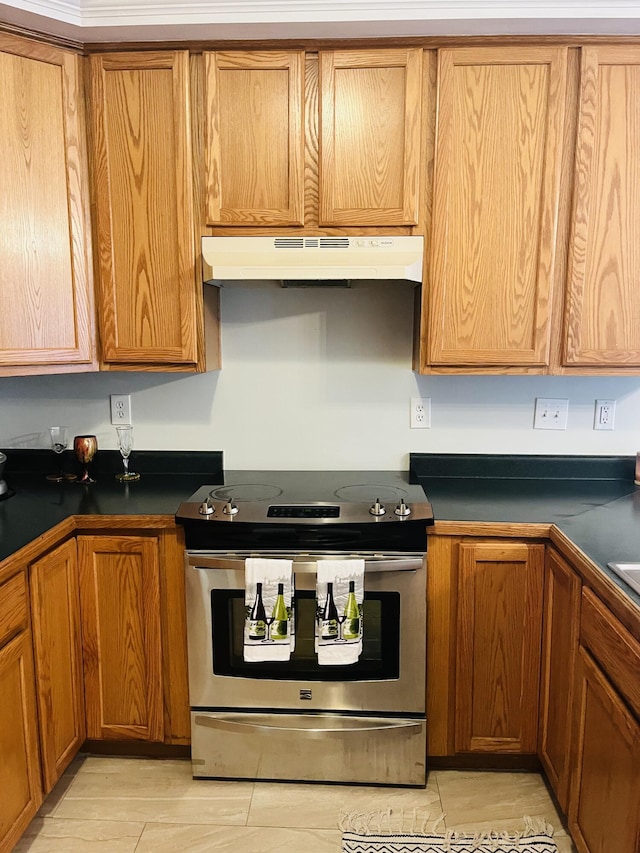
533,398 -> 568,430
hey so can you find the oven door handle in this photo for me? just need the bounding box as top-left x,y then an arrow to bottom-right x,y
187,554 -> 424,573
194,714 -> 423,737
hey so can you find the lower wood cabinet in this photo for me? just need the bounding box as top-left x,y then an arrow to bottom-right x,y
538,546 -> 581,812
78,534 -> 164,741
569,647 -> 640,853
0,570 -> 42,852
30,539 -> 85,794
455,540 -> 545,753
427,533 -> 546,757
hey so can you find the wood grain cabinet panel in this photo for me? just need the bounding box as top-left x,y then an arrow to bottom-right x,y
205,50 -> 305,226
0,629 -> 42,852
569,647 -> 640,853
455,540 -> 545,753
538,547 -> 581,813
30,539 -> 85,794
426,47 -> 567,369
0,33 -> 95,376
319,48 -> 423,226
77,535 -> 164,742
90,52 -> 199,368
564,46 -> 640,368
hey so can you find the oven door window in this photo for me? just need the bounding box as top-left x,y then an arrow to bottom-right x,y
211,590 -> 399,681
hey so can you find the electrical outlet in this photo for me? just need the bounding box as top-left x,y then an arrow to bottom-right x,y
410,397 -> 431,429
110,394 -> 132,425
533,398 -> 569,430
594,399 -> 616,431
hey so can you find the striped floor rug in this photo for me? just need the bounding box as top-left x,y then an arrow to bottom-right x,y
341,815 -> 558,853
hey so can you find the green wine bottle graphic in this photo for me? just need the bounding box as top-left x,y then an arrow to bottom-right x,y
342,580 -> 360,640
270,583 -> 289,641
321,582 -> 339,639
248,582 -> 266,640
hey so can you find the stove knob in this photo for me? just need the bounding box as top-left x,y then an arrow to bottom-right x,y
394,499 -> 411,518
223,500 -> 239,516
369,498 -> 386,516
198,499 -> 214,516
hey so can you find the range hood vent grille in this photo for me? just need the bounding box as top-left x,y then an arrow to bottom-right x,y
274,237 -> 350,249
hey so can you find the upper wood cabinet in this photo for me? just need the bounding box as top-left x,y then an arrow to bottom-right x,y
30,539 -> 85,794
422,47 -> 567,371
205,50 -> 305,226
0,34 -> 96,377
319,48 -> 422,226
90,51 -> 205,370
563,46 -> 640,369
455,540 -> 545,754
204,47 -> 423,230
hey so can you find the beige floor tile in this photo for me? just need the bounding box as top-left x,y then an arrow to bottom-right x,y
37,754 -> 88,818
555,835 -> 579,853
53,757 -> 254,825
434,770 -> 565,835
13,817 -> 144,852
248,776 -> 442,830
135,822 -> 341,853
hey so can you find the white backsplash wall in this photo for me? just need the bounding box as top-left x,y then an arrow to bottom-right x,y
1,284 -> 640,470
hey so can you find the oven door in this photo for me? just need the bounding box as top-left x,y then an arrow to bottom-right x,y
185,551 -> 426,715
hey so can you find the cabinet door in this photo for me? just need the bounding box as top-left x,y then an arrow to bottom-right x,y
538,547 -> 581,812
90,52 -> 198,367
455,541 -> 545,753
0,33 -> 95,376
569,647 -> 640,853
0,632 -> 42,851
564,47 -> 640,368
30,539 -> 85,794
427,47 -> 567,368
205,50 -> 305,226
78,535 -> 164,741
320,49 -> 422,226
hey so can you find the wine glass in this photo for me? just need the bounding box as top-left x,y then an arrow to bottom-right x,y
115,425 -> 140,481
74,435 -> 98,484
335,613 -> 348,643
261,616 -> 275,643
46,426 -> 71,482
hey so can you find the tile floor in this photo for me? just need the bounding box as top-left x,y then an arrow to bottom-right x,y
16,756 -> 578,852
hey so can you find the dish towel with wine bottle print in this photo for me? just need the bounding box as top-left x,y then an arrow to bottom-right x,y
244,558 -> 294,662
316,559 -> 365,666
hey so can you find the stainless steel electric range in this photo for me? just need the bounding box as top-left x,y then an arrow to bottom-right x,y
175,471 -> 434,787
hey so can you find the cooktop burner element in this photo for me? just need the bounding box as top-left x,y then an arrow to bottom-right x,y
209,483 -> 284,502
333,483 -> 409,502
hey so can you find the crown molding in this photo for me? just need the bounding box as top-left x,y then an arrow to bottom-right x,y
2,0 -> 640,41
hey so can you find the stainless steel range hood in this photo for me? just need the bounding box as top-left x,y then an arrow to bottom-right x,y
201,236 -> 424,285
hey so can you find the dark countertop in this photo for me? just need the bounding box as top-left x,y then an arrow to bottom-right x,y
1,450 -> 638,612
0,449 -> 224,564
411,453 -> 640,610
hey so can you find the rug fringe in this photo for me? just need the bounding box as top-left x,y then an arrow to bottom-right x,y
339,810 -> 554,840
339,808 -> 444,835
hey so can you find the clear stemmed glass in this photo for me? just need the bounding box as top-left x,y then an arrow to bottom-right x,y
73,435 -> 98,484
46,426 -> 71,482
115,425 -> 140,481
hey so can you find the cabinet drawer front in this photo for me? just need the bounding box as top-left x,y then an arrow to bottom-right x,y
580,587 -> 640,718
0,571 -> 28,647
